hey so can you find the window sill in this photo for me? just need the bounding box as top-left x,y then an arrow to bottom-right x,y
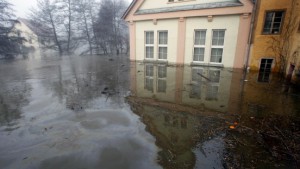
209,63 -> 224,68
143,59 -> 168,64
191,62 -> 207,66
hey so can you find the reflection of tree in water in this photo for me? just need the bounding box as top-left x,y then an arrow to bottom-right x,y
0,82 -> 31,129
127,97 -> 226,169
48,55 -> 130,111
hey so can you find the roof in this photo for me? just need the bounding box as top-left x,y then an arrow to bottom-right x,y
122,0 -> 137,19
17,18 -> 52,37
135,1 -> 243,15
122,0 -> 248,19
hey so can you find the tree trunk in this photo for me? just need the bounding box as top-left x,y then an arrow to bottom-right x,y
49,12 -> 62,54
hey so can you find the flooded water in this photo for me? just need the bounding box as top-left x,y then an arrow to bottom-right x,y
0,54 -> 299,169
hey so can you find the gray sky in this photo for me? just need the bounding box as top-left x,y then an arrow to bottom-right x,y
10,0 -> 37,18
9,0 -> 133,18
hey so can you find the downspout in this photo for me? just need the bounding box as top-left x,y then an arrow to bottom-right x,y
244,0 -> 258,71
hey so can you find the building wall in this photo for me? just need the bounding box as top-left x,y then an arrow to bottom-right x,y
291,1 -> 300,80
184,15 -> 240,67
139,0 -> 236,10
125,0 -> 253,67
135,19 -> 179,63
249,0 -> 294,71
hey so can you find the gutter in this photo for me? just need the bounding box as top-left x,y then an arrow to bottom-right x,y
244,0 -> 258,70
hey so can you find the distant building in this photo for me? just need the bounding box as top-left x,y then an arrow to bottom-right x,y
122,0 -> 253,68
249,0 -> 300,80
8,18 -> 39,53
8,18 -> 53,55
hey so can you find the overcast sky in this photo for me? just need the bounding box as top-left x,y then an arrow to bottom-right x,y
9,0 -> 132,18
10,0 -> 37,18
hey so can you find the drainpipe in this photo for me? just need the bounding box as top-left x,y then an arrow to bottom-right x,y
244,0 -> 258,71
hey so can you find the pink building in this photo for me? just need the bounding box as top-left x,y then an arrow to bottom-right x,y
123,0 -> 253,68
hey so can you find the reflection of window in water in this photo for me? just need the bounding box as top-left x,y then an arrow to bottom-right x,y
181,117 -> 187,129
164,114 -> 170,124
190,68 -> 203,99
145,64 -> 154,92
157,65 -> 167,93
209,69 -> 220,83
170,131 -> 178,143
191,68 -> 203,82
206,85 -> 218,100
258,58 -> 273,82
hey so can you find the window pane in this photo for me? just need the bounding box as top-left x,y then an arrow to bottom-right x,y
145,65 -> 154,76
192,68 -> 203,82
159,32 -> 168,44
212,30 -> 225,46
206,85 -> 218,100
190,84 -> 201,99
145,78 -> 153,92
263,11 -> 284,34
210,48 -> 223,63
157,79 -> 166,93
158,47 -> 167,59
146,47 -> 154,58
194,30 -> 206,45
145,32 -> 154,44
193,48 -> 204,61
158,66 -> 167,78
209,70 -> 220,83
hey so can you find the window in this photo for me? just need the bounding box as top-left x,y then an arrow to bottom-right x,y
145,31 -> 154,59
145,64 -> 154,91
208,70 -> 220,83
191,68 -> 203,83
298,22 -> 300,33
190,68 -> 203,99
258,59 -> 273,82
210,30 -> 225,63
168,0 -> 174,2
206,85 -> 218,100
157,65 -> 167,92
263,11 -> 284,34
193,30 -> 206,62
158,31 -> 168,60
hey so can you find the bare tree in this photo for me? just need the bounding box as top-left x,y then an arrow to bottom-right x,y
73,0 -> 97,55
56,0 -> 74,53
30,0 -> 64,54
268,0 -> 299,78
94,0 -> 128,55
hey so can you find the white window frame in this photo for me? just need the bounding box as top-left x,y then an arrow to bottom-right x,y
158,31 -> 168,60
145,64 -> 154,92
157,65 -> 167,93
210,29 -> 225,64
145,31 -> 154,59
190,67 -> 204,99
193,29 -> 206,62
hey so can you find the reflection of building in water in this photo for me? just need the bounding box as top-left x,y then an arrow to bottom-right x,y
127,96 -> 226,169
131,62 -> 241,113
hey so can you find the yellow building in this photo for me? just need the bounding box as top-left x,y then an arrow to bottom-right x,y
249,0 -> 300,80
